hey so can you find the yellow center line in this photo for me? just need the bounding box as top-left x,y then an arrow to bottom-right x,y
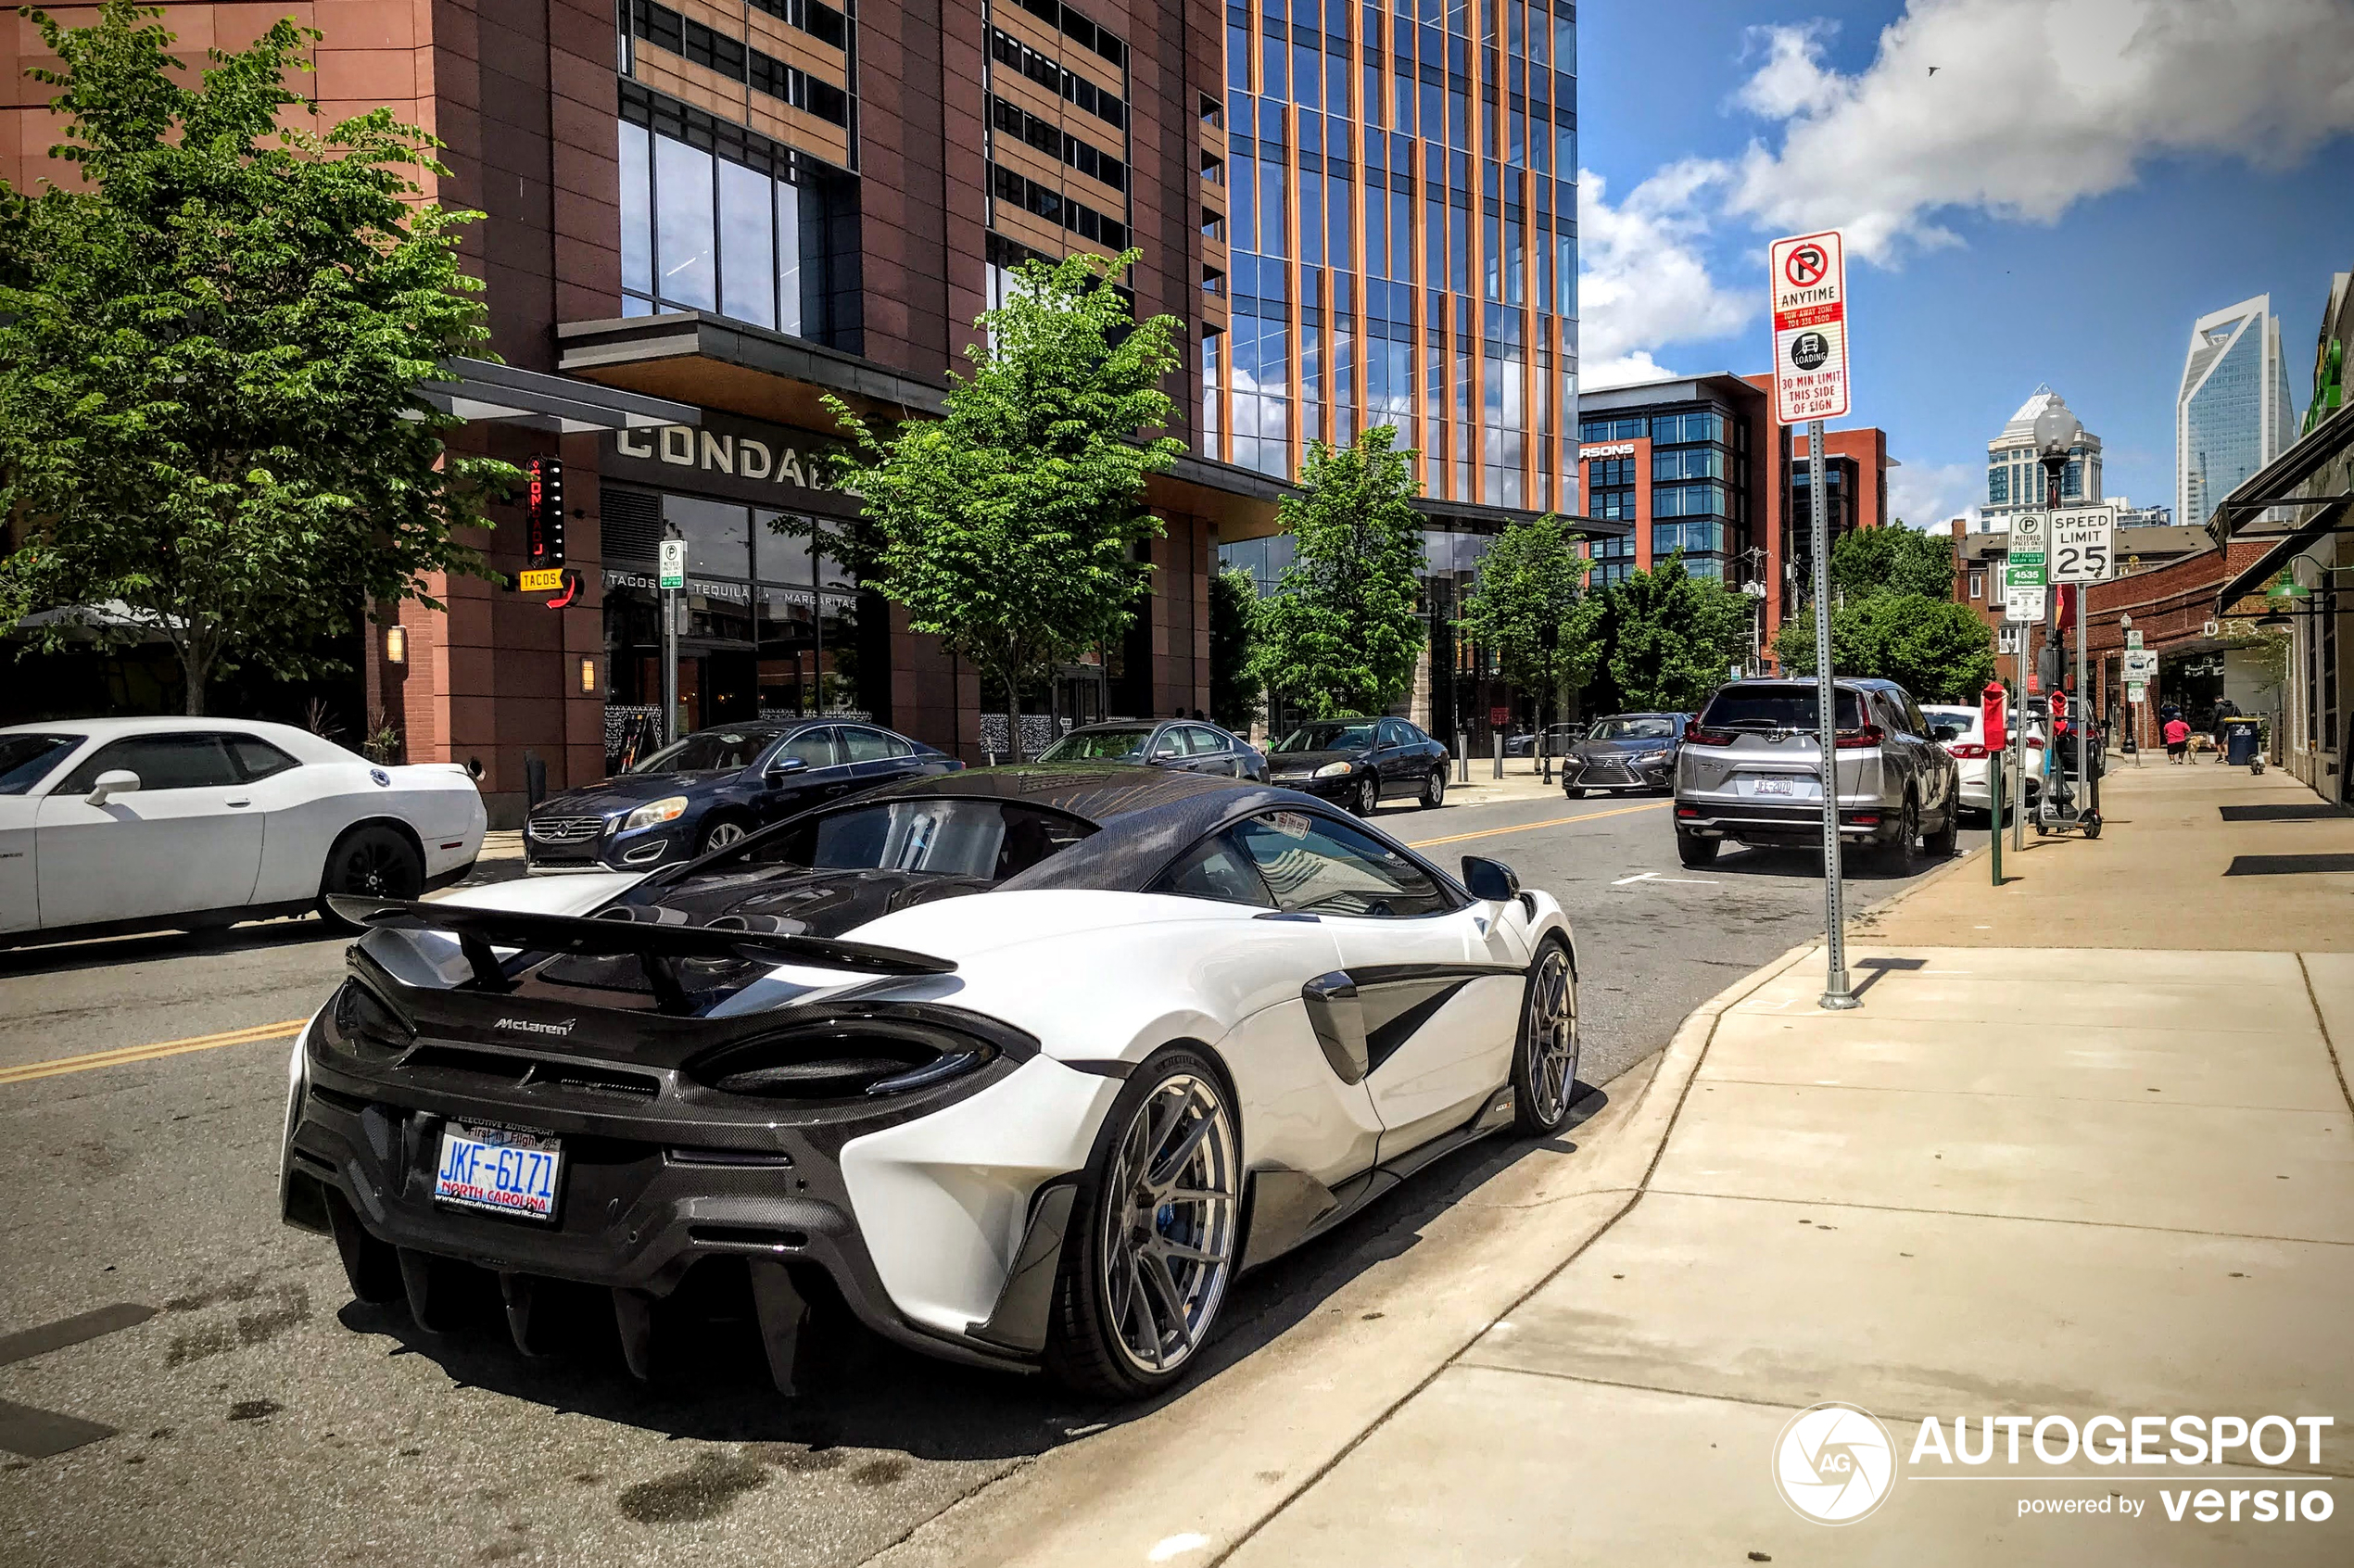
1406,798 -> 1672,849
0,1018 -> 306,1087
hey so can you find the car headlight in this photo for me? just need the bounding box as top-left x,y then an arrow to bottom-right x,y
1311,761 -> 1355,778
621,795 -> 689,832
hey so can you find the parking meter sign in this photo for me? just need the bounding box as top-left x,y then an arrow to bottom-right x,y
2008,512 -> 2047,583
658,538 -> 686,589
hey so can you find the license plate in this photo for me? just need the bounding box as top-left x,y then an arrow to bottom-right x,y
434,1122 -> 563,1221
1755,778 -> 1795,795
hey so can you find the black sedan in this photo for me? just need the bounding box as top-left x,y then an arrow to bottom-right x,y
1561,713 -> 1689,798
1034,719 -> 1268,781
525,719 -> 958,873
1263,716 -> 1450,815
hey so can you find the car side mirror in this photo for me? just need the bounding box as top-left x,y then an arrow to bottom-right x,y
1931,725 -> 1960,742
765,756 -> 808,781
85,769 -> 141,806
1462,855 -> 1519,903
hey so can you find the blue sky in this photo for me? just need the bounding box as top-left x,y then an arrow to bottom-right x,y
1574,0 -> 2354,527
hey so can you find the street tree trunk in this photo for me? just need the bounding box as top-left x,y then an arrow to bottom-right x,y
1002,663 -> 1025,764
175,634 -> 212,715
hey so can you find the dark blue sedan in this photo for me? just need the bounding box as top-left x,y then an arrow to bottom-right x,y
524,719 -> 959,874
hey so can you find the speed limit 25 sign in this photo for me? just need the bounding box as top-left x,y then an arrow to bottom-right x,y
2049,505 -> 2116,584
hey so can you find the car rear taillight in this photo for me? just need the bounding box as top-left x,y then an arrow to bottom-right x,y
1675,805 -> 1701,818
1832,723 -> 1884,750
2024,735 -> 2045,749
1682,721 -> 1738,746
1947,743 -> 1990,759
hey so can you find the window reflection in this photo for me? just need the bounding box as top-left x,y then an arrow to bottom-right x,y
653,134 -> 716,311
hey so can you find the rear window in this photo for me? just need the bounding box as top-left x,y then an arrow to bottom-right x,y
738,799 -> 1095,880
1699,687 -> 1865,731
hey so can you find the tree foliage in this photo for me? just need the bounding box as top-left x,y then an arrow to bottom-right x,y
1581,554 -> 1752,714
1254,426 -> 1427,718
1829,523 -> 1956,602
1208,566 -> 1262,733
1774,592 -> 1996,702
0,1 -> 510,714
821,250 -> 1183,760
1454,513 -> 1598,720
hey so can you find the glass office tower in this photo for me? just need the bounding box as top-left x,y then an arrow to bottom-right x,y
1209,0 -> 1576,514
2177,295 -> 2297,531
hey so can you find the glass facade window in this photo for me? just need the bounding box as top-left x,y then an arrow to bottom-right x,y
2183,322 -> 2265,528
617,104 -> 825,337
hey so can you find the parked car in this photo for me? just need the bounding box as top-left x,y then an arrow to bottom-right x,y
525,719 -> 956,874
1500,726 -> 1586,757
1560,714 -> 1690,798
1263,716 -> 1450,814
0,716 -> 485,942
1672,678 -> 1962,871
1921,703 -> 2041,819
1034,719 -> 1267,781
285,767 -> 1577,1400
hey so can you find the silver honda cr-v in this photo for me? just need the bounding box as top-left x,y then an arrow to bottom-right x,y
1672,677 -> 1963,871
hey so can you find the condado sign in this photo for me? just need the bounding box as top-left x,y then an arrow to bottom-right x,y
603,410 -> 853,512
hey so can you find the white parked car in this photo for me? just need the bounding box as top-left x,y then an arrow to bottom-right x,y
0,717 -> 486,942
1921,703 -> 2044,820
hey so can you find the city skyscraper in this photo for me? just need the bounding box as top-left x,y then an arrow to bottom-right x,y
1983,386 -> 2102,530
2176,295 -> 2297,531
1211,0 -> 1579,513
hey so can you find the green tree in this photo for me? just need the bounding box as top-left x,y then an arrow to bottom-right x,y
1775,592 -> 1995,702
0,2 -> 510,714
1454,512 -> 1599,726
1255,426 -> 1427,717
820,250 -> 1182,760
1829,523 -> 1955,602
1208,566 -> 1263,732
1582,554 -> 1751,713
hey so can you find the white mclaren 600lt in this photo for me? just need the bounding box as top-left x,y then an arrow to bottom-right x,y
280,766 -> 1581,1399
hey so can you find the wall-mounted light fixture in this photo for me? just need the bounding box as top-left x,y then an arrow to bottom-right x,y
580,656 -> 598,694
385,626 -> 408,665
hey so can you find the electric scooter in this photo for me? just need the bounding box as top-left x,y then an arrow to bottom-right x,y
2034,699 -> 2103,840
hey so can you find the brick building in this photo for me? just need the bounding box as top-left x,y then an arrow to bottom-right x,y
9,0 -> 1597,820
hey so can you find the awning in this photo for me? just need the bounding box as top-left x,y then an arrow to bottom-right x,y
417,357 -> 702,434
2204,401 -> 2354,550
2215,498 -> 2353,613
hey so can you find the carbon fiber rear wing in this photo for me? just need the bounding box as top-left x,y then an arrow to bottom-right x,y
328,896 -> 956,1012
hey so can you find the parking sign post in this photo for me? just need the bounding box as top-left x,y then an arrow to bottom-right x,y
1771,231 -> 1856,1010
658,533 -> 686,745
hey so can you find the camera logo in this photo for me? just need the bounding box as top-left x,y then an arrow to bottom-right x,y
1773,1402 -> 1896,1524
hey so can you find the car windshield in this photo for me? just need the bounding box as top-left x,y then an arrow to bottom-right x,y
624,729 -> 778,775
1700,687 -> 1866,731
1038,727 -> 1155,762
1272,721 -> 1377,752
744,799 -> 1096,879
0,733 -> 82,795
1586,716 -> 1678,740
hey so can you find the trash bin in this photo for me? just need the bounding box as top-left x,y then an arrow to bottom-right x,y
2221,715 -> 2262,766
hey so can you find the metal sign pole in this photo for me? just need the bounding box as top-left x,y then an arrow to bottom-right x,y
2013,639 -> 2028,854
658,532 -> 684,746
2077,605 -> 2091,817
1811,418 -> 1856,1009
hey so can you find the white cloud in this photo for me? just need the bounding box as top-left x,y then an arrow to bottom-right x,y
1574,166 -> 1751,386
1576,0 -> 2354,380
1725,0 -> 2354,263
1888,458 -> 1983,529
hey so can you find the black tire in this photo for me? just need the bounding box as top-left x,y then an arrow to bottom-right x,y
1923,796 -> 1959,857
1044,1045 -> 1243,1400
2082,813 -> 2103,841
1512,939 -> 1579,1134
696,814 -> 752,855
1676,831 -> 1719,867
1353,773 -> 1380,817
1877,797 -> 1919,875
318,824 -> 424,924
1563,785 -> 1584,800
1419,768 -> 1447,809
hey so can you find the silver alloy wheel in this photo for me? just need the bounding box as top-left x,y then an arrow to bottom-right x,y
1356,774 -> 1379,816
702,818 -> 749,851
1099,1074 -> 1240,1377
1524,947 -> 1579,1125
1424,768 -> 1445,806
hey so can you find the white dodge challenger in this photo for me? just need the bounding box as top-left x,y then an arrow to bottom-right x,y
280,765 -> 1579,1398
0,716 -> 487,942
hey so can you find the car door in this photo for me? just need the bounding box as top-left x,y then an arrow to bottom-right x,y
836,726 -> 922,793
1145,724 -> 1189,771
1183,725 -> 1239,777
755,727 -> 847,824
0,732 -> 88,934
1227,810 -> 1524,1160
1900,693 -> 1955,818
33,732 -> 268,928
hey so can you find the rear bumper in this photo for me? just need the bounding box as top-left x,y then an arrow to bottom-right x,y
280,1024 -> 1094,1372
1673,799 -> 1901,845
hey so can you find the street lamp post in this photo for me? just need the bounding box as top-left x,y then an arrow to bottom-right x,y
2032,401 -> 2091,829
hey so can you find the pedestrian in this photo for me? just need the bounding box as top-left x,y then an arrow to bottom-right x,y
2163,714 -> 2191,763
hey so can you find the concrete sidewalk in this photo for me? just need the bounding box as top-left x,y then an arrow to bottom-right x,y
891,761 -> 2354,1566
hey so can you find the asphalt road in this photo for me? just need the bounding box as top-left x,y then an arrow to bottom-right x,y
0,788 -> 1984,1566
